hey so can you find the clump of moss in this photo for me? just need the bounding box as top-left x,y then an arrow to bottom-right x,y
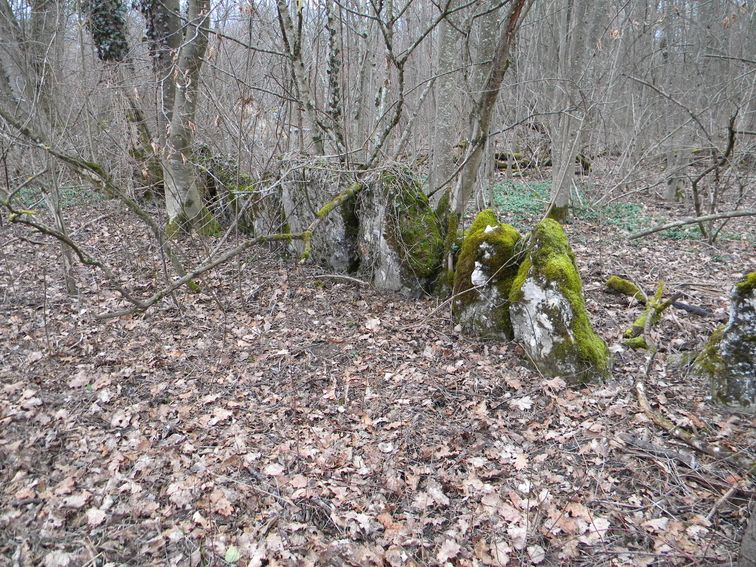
509,218 -> 611,383
693,324 -> 726,378
165,206 -> 222,239
383,169 -> 443,281
465,209 -> 500,238
452,209 -> 522,338
735,271 -> 756,295
607,275 -> 647,303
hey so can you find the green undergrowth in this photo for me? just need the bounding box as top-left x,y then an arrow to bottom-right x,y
7,185 -> 107,211
492,181 -> 550,230
489,181 -> 734,241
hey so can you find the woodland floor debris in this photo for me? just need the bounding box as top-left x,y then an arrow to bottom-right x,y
1,188 -> 755,566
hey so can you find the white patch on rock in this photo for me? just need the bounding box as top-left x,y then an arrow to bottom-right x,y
484,225 -> 497,233
479,242 -> 494,260
471,262 -> 488,287
458,286 -> 500,332
510,278 -> 573,358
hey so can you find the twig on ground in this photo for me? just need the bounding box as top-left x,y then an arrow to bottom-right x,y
635,381 -> 754,474
304,274 -> 370,287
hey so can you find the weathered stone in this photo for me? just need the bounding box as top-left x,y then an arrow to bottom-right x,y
280,162 -> 359,272
357,168 -> 443,293
693,272 -> 755,412
452,210 -> 522,338
509,218 -> 611,384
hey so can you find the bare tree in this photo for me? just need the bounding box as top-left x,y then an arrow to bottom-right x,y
163,0 -> 220,236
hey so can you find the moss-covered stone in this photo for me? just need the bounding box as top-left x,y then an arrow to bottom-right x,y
735,271 -> 756,295
452,210 -> 522,338
694,272 -> 755,412
509,218 -> 611,384
165,206 -> 222,239
384,169 -> 443,281
195,146 -> 260,234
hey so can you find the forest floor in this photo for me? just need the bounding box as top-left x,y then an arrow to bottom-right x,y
1,168 -> 755,566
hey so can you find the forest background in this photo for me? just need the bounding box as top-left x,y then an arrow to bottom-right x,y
1,0 -> 755,565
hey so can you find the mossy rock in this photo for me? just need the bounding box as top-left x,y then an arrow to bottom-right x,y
195,146 -> 261,234
693,272 -> 755,412
452,209 -> 522,339
509,218 -> 611,384
358,167 -> 443,293
282,162 -> 359,272
384,170 -> 443,280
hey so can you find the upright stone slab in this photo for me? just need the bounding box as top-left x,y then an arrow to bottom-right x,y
357,168 -> 443,293
694,272 -> 755,412
452,210 -> 522,338
508,218 -> 611,384
280,161 -> 359,272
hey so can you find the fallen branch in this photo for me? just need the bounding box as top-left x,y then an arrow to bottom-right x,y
96,231 -> 300,319
628,210 -> 756,240
623,281 -> 680,350
635,381 -> 754,474
304,274 -> 370,287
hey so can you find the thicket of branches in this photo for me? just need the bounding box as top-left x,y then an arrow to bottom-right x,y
1,0 -> 754,306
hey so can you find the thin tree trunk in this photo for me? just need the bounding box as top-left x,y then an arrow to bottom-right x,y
163,0 -> 219,236
429,0 -> 462,201
276,0 -> 325,155
449,0 -> 531,225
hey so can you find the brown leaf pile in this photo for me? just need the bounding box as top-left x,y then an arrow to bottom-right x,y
1,199 -> 754,566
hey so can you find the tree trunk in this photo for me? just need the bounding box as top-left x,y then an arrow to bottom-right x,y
276,0 -> 326,155
446,0 -> 531,263
547,0 -> 592,222
140,0 -> 181,148
429,0 -> 462,202
163,0 -> 219,236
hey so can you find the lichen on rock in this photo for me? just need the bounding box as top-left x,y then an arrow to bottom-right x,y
694,272 -> 755,412
452,209 -> 522,338
508,218 -> 611,383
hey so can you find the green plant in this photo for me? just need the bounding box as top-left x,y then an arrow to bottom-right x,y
7,185 -> 107,210
491,180 -> 550,230
660,226 -> 702,241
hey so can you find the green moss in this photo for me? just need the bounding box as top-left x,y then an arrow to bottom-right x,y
623,336 -> 648,350
607,275 -> 646,302
435,189 -> 450,221
165,218 -> 183,239
166,206 -> 222,238
735,271 -> 756,296
624,312 -> 649,339
281,223 -> 292,242
186,280 -> 201,293
465,209 -> 500,237
509,218 -> 610,382
546,204 -> 569,223
383,169 -> 443,280
443,212 -> 462,263
195,147 -> 260,232
196,208 -> 223,236
452,210 -> 522,338
693,324 -> 726,378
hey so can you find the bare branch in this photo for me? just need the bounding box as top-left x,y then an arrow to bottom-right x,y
628,210 -> 756,240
